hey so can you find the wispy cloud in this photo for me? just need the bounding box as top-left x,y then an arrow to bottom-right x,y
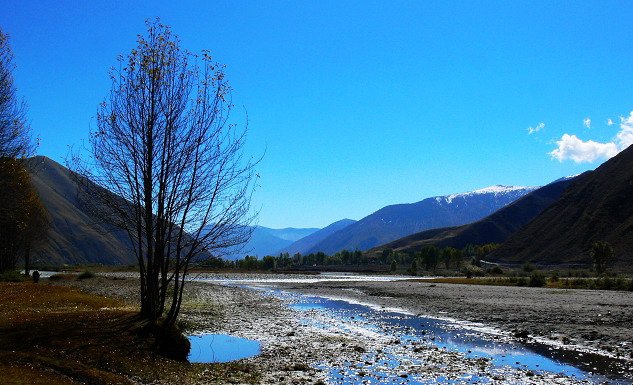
583,117 -> 591,129
607,118 -> 614,126
617,112 -> 633,149
527,122 -> 544,135
549,111 -> 633,163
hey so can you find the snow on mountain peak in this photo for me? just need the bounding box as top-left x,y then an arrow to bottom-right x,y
439,185 -> 538,204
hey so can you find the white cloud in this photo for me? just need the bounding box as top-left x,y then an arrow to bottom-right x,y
549,111 -> 633,163
617,112 -> 633,149
527,122 -> 544,135
583,117 -> 591,128
607,118 -> 614,126
549,134 -> 618,163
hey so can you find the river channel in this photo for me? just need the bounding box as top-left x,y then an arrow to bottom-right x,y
200,273 -> 633,385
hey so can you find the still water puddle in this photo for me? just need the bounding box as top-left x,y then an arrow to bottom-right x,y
188,334 -> 260,363
287,293 -> 633,384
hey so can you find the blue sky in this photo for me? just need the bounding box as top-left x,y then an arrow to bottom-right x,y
2,1 -> 633,228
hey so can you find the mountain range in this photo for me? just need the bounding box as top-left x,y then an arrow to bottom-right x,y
223,226 -> 319,260
279,219 -> 356,255
304,185 -> 538,255
23,157 -> 542,264
367,177 -> 577,256
27,152 -> 632,268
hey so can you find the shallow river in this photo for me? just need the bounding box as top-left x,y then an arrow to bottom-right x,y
198,273 -> 632,384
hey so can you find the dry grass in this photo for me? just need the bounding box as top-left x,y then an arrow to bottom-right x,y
0,281 -> 261,385
406,277 -> 518,286
407,276 -> 633,291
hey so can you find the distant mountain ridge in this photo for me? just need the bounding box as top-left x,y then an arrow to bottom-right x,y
306,185 -> 539,255
279,219 -> 356,255
222,226 -> 319,260
256,227 -> 319,242
368,177 -> 577,255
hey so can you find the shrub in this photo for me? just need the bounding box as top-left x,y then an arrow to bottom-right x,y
591,241 -> 613,275
462,265 -> 484,278
487,266 -> 504,275
0,270 -> 26,282
522,263 -> 535,273
77,271 -> 96,280
528,271 -> 546,287
597,276 -> 612,290
549,272 -> 559,282
516,277 -> 527,286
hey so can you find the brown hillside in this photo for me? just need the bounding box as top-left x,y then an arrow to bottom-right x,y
489,145 -> 633,266
25,156 -> 136,265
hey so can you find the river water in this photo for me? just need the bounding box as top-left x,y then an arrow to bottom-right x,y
198,273 -> 632,385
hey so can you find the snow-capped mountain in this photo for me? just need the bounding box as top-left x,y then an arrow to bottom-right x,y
305,185 -> 539,255
368,178 -> 577,256
435,185 -> 538,205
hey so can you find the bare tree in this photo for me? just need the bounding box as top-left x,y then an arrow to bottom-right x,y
0,28 -> 45,273
0,158 -> 48,272
0,28 -> 33,158
70,20 -> 256,331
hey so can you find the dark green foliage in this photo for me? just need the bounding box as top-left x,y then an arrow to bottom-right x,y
528,271 -> 546,287
522,263 -> 535,272
420,246 -> 440,271
381,248 -> 393,264
410,259 -> 419,276
230,243 -> 509,275
0,159 -> 49,272
591,241 -> 613,275
0,270 -> 25,282
77,270 -> 96,280
488,266 -> 503,275
261,255 -> 276,270
560,277 -> 633,291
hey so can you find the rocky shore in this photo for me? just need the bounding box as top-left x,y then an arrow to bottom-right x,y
63,272 -> 633,384
270,277 -> 633,362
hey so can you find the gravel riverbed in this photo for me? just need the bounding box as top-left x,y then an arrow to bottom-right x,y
62,273 -> 633,384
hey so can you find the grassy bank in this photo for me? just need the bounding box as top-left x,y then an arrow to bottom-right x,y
410,275 -> 633,291
0,278 -> 260,385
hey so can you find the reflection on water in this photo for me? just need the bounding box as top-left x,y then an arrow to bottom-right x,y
188,334 -> 260,363
290,294 -> 633,384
